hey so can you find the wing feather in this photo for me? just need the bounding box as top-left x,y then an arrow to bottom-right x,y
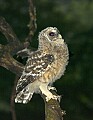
16,51 -> 54,94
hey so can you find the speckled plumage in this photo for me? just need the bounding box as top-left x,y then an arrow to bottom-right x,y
15,27 -> 69,103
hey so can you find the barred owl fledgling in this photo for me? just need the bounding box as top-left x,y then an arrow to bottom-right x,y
15,27 -> 69,103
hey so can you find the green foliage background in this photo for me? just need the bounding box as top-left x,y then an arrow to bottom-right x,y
0,0 -> 93,120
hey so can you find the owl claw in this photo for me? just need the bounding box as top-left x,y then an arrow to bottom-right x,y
46,94 -> 61,102
57,95 -> 62,102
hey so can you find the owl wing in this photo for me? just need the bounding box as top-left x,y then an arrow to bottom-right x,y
16,51 -> 55,95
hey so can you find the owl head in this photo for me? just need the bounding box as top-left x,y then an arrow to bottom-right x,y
38,27 -> 64,50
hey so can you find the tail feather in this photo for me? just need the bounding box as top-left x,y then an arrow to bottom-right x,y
15,88 -> 33,104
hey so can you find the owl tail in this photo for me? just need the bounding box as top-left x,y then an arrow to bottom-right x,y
15,88 -> 33,104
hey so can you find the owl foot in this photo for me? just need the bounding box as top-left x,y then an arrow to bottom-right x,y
39,83 -> 61,102
46,94 -> 61,102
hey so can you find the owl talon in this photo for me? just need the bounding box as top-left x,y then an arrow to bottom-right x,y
46,94 -> 61,102
57,95 -> 61,102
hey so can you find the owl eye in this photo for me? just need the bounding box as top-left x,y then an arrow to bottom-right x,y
49,32 -> 55,36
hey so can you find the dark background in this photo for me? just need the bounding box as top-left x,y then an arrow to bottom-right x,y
0,0 -> 93,120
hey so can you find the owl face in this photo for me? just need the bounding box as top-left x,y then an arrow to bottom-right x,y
39,27 -> 64,46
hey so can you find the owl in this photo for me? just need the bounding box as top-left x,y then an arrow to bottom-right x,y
15,27 -> 69,103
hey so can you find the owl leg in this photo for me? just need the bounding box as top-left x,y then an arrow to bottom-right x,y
39,83 -> 61,102
48,86 -> 57,91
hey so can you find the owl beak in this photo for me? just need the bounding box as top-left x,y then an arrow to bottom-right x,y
58,34 -> 62,39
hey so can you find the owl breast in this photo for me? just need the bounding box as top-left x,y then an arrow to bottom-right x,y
39,45 -> 69,84
52,44 -> 69,82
